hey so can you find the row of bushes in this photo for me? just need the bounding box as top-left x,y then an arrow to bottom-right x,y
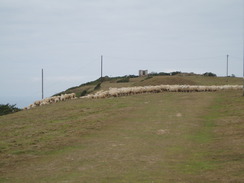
149,71 -> 181,76
148,71 -> 217,77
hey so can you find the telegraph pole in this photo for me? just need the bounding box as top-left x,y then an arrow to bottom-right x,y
226,54 -> 229,77
42,69 -> 44,99
101,55 -> 103,81
242,20 -> 244,97
243,0 -> 244,96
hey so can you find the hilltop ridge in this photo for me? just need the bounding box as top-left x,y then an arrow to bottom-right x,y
55,73 -> 243,98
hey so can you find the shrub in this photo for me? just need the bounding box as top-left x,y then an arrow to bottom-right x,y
158,72 -> 171,76
0,104 -> 21,116
94,83 -> 101,90
203,72 -> 217,77
80,90 -> 88,97
171,71 -> 181,76
148,72 -> 170,76
127,75 -> 138,78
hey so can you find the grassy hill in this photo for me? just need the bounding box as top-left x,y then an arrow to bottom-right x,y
0,75 -> 244,182
57,75 -> 243,97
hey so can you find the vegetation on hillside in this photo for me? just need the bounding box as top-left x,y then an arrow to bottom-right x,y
0,104 -> 21,116
203,72 -> 217,77
117,77 -> 130,83
52,72 -> 242,99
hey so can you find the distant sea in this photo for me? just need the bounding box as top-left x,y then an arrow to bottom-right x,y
1,96 -> 37,109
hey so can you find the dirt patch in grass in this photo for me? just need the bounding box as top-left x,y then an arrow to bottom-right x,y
156,129 -> 169,135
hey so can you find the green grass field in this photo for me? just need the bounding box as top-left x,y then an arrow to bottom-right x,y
0,76 -> 244,182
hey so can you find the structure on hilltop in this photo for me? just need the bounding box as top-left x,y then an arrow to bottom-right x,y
139,70 -> 148,77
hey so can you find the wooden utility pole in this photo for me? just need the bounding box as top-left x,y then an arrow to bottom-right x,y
42,69 -> 44,99
243,1 -> 244,96
101,55 -> 103,81
226,54 -> 229,77
242,2 -> 244,97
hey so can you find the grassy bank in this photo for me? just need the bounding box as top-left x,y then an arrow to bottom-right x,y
0,90 -> 243,182
60,75 -> 243,97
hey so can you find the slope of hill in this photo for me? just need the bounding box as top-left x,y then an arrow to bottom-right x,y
57,75 -> 243,97
0,76 -> 244,182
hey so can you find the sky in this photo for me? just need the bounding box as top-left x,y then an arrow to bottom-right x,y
0,0 -> 243,108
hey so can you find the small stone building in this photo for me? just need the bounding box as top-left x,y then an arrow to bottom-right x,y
139,70 -> 148,77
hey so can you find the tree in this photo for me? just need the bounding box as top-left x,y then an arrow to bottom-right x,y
0,104 -> 21,116
171,71 -> 181,76
203,72 -> 217,77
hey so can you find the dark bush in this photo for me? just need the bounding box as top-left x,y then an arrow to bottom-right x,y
158,72 -> 171,76
0,104 -> 21,116
203,72 -> 217,77
149,72 -> 170,76
80,90 -> 88,97
94,83 -> 101,90
171,71 -> 181,76
127,75 -> 138,78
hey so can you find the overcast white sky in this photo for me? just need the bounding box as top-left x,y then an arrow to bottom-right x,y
0,0 -> 243,108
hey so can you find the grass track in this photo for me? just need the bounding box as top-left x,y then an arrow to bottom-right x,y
0,91 -> 244,182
